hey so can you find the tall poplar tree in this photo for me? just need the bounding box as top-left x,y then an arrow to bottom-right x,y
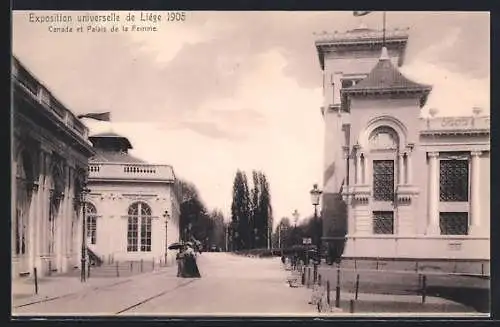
231,170 -> 251,250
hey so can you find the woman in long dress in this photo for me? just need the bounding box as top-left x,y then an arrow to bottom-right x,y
181,246 -> 201,278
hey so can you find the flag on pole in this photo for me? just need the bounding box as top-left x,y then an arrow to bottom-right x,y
77,112 -> 111,121
353,11 -> 372,17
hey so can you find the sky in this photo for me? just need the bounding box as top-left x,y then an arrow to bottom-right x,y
12,11 -> 490,226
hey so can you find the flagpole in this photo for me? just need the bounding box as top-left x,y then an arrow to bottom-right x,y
382,11 -> 386,47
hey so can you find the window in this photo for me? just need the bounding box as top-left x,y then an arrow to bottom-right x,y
440,159 -> 469,202
373,211 -> 394,234
86,203 -> 97,245
127,202 -> 152,252
373,160 -> 395,201
341,78 -> 363,89
440,212 -> 468,235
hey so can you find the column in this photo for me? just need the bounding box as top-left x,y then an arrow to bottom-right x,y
35,151 -> 45,271
407,152 -> 413,185
398,153 -> 405,185
28,182 -> 39,274
356,151 -> 362,184
60,166 -> 69,273
363,154 -> 369,185
470,151 -> 482,235
427,152 -> 440,235
41,151 -> 50,275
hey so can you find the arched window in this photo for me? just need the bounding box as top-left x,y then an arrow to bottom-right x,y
368,126 -> 401,235
127,202 -> 152,252
86,203 -> 97,245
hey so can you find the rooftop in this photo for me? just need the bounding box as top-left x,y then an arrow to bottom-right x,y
341,47 -> 432,107
315,27 -> 409,69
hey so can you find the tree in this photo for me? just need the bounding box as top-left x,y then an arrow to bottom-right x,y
231,170 -> 251,250
208,209 -> 226,250
177,178 -> 211,243
249,171 -> 273,249
273,217 -> 292,248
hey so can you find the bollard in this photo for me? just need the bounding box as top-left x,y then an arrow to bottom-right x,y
301,270 -> 305,285
313,264 -> 318,284
34,267 -> 38,295
87,262 -> 90,279
376,259 -> 379,270
335,267 -> 341,308
421,275 -> 427,303
482,263 -> 484,276
326,280 -> 331,305
355,274 -> 360,300
116,261 -> 120,277
318,274 -> 322,286
307,267 -> 312,288
130,261 -> 133,272
415,261 -> 419,272
152,258 -> 155,271
354,259 -> 357,271
349,299 -> 355,313
141,259 -> 143,273
48,261 -> 52,276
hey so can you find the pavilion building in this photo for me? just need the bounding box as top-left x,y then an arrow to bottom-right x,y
85,132 -> 181,265
12,56 -> 95,279
315,27 -> 490,262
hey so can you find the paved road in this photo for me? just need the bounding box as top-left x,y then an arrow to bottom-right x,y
13,253 -> 314,316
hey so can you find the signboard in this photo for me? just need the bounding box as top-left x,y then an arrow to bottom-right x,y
302,238 -> 312,245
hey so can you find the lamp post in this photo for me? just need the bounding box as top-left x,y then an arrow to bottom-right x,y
163,210 -> 170,265
292,209 -> 299,245
310,183 -> 323,253
80,183 -> 90,283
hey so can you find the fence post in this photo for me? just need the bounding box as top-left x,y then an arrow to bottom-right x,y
421,275 -> 427,303
34,267 -> 38,295
349,299 -> 355,313
335,266 -> 341,308
326,280 -> 331,305
355,274 -> 360,300
481,263 -> 484,276
141,259 -> 144,273
116,261 -> 119,277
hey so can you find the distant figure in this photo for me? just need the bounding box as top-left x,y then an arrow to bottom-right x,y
176,248 -> 185,277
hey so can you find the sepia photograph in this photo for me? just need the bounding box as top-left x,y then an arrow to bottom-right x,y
11,10 -> 490,317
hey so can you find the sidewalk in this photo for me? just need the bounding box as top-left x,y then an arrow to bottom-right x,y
12,265 -> 177,308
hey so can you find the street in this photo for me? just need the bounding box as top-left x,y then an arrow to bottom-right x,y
13,253 -> 315,316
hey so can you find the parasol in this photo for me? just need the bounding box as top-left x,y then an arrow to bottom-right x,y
168,242 -> 184,250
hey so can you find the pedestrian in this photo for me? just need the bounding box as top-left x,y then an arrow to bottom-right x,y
182,245 -> 201,278
176,247 -> 185,277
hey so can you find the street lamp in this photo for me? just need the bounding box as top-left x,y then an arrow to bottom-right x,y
292,209 -> 299,246
310,183 -> 323,252
292,209 -> 299,227
163,210 -> 170,265
80,183 -> 90,283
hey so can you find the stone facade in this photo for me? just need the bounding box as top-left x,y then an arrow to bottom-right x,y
86,134 -> 181,265
316,27 -> 490,261
12,56 -> 95,279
